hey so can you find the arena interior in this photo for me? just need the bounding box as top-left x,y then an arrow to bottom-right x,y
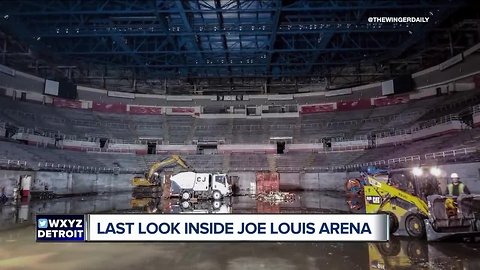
1,0 -> 480,269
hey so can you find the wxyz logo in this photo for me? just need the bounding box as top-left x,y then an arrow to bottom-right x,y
49,219 -> 83,228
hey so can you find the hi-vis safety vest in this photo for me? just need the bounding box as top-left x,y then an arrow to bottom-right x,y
447,183 -> 465,196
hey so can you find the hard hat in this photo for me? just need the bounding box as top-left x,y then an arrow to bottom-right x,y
450,173 -> 459,178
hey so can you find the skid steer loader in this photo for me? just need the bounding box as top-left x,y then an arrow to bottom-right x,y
364,167 -> 480,241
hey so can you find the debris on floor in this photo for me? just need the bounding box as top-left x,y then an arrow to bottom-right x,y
254,191 -> 296,203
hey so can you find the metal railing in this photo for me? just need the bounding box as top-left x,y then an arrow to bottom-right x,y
376,113 -> 461,139
0,159 -> 28,167
331,135 -> 368,142
35,162 -> 140,174
415,114 -> 459,130
473,104 -> 480,115
347,147 -> 478,170
424,147 -> 477,159
17,127 -> 60,138
83,147 -> 137,154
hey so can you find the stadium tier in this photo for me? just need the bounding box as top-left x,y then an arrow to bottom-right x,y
1,89 -> 478,145
1,75 -> 480,174
2,124 -> 480,173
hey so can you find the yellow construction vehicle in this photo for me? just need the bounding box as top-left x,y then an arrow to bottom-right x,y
132,154 -> 194,198
368,236 -> 480,269
368,237 -> 428,269
364,167 -> 480,241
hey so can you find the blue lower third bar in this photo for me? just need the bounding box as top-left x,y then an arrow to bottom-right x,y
36,214 -> 86,242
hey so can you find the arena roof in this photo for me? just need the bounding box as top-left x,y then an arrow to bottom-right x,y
0,0 -> 478,94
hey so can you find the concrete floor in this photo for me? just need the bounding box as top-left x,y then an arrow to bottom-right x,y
0,193 -> 479,270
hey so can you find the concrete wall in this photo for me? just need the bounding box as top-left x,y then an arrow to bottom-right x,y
1,161 -> 479,197
298,163 -> 479,194
0,70 -> 45,93
95,173 -> 134,193
473,113 -> 480,127
228,171 -> 362,193
232,166 -> 473,194
0,170 -> 30,197
300,191 -> 350,212
1,170 -> 134,197
229,171 -> 256,193
1,193 -> 133,229
435,162 -> 480,194
291,172 -> 361,191
280,173 -> 301,190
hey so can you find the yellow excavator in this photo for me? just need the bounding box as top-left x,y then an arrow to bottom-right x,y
364,167 -> 480,241
131,154 -> 194,198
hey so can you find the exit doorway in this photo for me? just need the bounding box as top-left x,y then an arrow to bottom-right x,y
147,141 -> 157,155
276,141 -> 285,154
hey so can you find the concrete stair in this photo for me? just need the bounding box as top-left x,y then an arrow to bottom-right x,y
223,153 -> 231,172
267,155 -> 277,172
305,152 -> 317,168
162,115 -> 170,144
228,118 -> 234,143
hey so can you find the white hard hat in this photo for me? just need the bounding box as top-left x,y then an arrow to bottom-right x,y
450,173 -> 459,178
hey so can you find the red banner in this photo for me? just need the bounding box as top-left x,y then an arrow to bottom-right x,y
129,105 -> 162,115
92,102 -> 127,114
336,99 -> 371,111
300,103 -> 336,114
172,107 -> 195,113
373,95 -> 410,107
52,98 -> 82,109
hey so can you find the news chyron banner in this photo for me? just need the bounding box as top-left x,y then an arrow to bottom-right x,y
36,214 -> 389,242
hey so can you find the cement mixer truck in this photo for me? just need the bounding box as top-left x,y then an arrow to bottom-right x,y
171,171 -> 232,201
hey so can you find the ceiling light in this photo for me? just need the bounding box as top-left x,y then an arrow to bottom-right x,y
412,167 -> 423,177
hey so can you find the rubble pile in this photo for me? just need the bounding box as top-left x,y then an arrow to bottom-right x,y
255,191 -> 296,203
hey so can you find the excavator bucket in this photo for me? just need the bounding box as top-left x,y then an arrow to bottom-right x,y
425,194 -> 480,241
132,177 -> 155,187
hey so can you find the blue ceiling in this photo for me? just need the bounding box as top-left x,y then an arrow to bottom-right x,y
0,0 -> 466,81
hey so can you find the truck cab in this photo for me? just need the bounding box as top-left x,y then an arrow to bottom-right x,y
211,173 -> 232,198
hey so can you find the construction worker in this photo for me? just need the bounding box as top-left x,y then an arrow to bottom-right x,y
446,173 -> 471,196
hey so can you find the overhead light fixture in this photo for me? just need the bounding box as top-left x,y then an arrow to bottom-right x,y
430,167 -> 441,177
412,167 -> 423,177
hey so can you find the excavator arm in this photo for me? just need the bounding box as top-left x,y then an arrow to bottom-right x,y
141,155 -> 194,184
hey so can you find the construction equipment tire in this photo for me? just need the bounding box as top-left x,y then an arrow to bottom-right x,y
213,190 -> 222,200
379,211 -> 399,234
181,191 -> 191,200
405,214 -> 426,239
181,201 -> 190,209
406,240 -> 428,263
213,200 -> 221,210
377,237 -> 401,256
